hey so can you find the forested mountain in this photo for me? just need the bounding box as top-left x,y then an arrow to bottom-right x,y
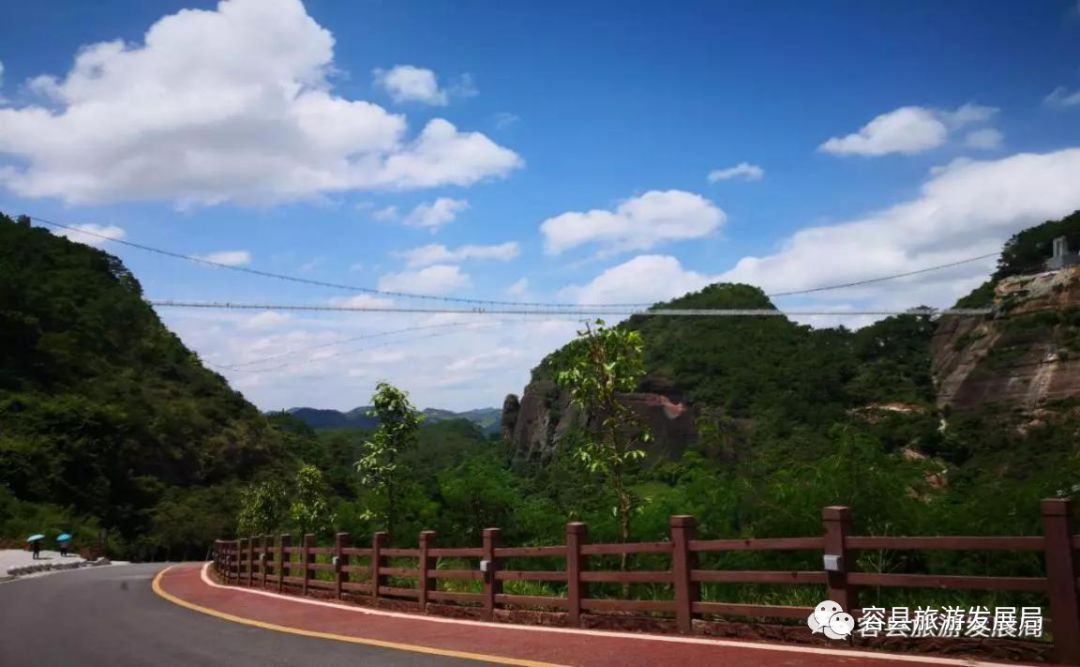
507,211 -> 1080,539
286,406 -> 501,434
0,213 -> 291,558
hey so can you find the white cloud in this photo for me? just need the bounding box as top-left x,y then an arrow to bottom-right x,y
240,311 -> 292,329
403,197 -> 469,231
493,112 -> 520,129
0,0 -> 521,206
330,294 -> 396,309
541,190 -> 725,256
372,205 -> 399,221
52,223 -> 126,247
562,255 -> 716,305
195,250 -> 252,266
1045,86 -> 1080,108
721,148 -> 1080,304
398,242 -> 519,268
377,264 -> 471,295
819,104 -> 997,157
164,306 -> 581,412
964,128 -> 1003,150
939,103 -> 997,128
708,162 -> 764,182
506,278 -> 528,296
373,65 -> 448,106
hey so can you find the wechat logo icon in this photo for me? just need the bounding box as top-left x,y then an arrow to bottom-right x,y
808,600 -> 855,640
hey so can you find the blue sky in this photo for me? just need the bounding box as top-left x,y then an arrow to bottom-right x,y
1,0 -> 1080,411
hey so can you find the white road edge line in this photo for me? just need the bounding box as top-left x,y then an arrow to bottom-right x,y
192,562 -> 1018,666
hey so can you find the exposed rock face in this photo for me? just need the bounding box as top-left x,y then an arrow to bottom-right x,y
500,394 -> 520,442
932,267 -> 1080,411
508,379 -> 697,462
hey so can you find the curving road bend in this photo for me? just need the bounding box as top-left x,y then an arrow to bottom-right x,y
0,563 -> 486,666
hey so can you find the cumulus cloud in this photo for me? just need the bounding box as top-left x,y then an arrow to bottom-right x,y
163,306 -> 581,411
403,197 -> 469,231
708,162 -> 764,182
373,65 -> 448,105
0,0 -> 521,206
506,278 -> 528,296
721,148 -> 1080,303
819,104 -> 997,156
561,255 -> 716,305
964,128 -> 1003,150
1045,86 -> 1080,108
398,242 -> 519,268
541,190 -> 724,256
372,205 -> 399,221
195,250 -> 252,266
377,264 -> 471,295
52,223 -> 126,247
559,147 -> 1080,326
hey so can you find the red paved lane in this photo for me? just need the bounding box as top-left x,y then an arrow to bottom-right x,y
156,564 -> 999,667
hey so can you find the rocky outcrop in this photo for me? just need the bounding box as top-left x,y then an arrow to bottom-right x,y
932,267 -> 1080,412
500,394 -> 520,442
508,379 -> 698,462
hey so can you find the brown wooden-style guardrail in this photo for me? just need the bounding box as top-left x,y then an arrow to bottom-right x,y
212,498 -> 1080,664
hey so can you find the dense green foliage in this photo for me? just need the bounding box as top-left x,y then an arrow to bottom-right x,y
995,210 -> 1080,281
0,213 -> 292,558
355,382 -> 422,533
556,320 -> 650,545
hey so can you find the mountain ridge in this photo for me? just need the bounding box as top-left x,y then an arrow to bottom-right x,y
284,405 -> 502,435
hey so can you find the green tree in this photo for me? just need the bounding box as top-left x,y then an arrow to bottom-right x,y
236,480 -> 287,537
290,465 -> 335,536
556,320 -> 651,549
356,381 -> 422,534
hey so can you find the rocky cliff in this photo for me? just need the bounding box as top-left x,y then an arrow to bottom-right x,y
505,379 -> 698,463
932,266 -> 1080,412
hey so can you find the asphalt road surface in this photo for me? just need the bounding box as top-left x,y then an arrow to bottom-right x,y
0,563 -> 490,666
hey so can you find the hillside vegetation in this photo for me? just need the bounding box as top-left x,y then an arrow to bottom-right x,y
4,208 -> 1080,611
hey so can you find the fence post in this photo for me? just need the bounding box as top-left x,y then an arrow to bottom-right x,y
278,534 -> 290,592
335,532 -> 349,601
372,531 -> 387,605
822,506 -> 857,612
418,530 -> 436,612
671,515 -> 699,634
566,522 -> 588,627
248,536 -> 256,586
302,533 -> 315,597
482,528 -> 501,621
260,535 -> 268,589
235,538 -> 243,585
1042,498 -> 1080,664
238,537 -> 248,586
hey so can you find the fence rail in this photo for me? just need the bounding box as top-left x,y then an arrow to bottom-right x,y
212,498 -> 1080,665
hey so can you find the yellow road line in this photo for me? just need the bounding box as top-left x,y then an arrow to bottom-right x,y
151,565 -> 566,667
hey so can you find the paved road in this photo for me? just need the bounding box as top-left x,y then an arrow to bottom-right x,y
0,563 -> 486,666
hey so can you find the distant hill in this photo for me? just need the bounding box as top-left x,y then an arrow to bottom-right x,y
286,406 -> 502,435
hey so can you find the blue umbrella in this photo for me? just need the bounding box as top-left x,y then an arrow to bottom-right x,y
57,533 -> 72,542
26,534 -> 44,542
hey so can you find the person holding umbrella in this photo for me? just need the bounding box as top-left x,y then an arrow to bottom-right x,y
27,534 -> 44,559
57,533 -> 72,557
